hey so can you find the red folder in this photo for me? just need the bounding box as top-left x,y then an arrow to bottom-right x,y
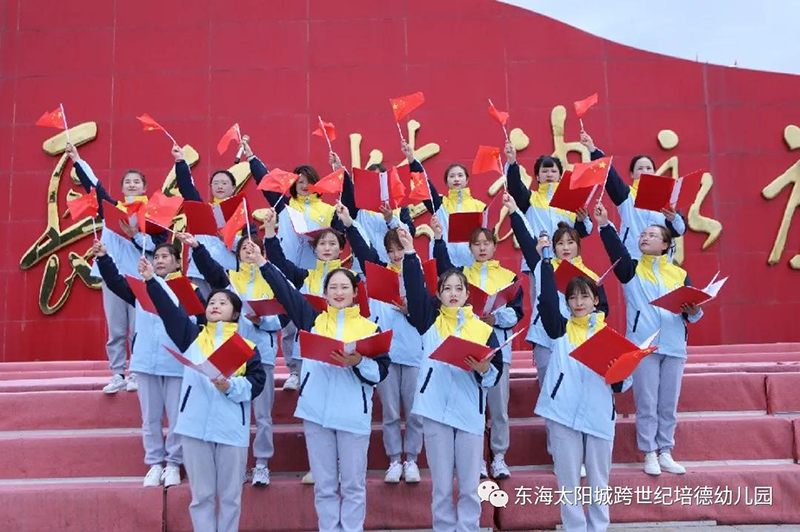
429,335 -> 493,371
447,195 -> 500,243
364,262 -> 402,306
102,200 -> 135,239
125,275 -> 158,314
548,170 -> 598,213
569,327 -> 658,384
166,276 -> 206,315
353,167 -> 389,212
634,170 -> 703,213
650,272 -> 727,314
166,333 -> 255,379
246,298 -> 287,317
298,330 -> 393,367
423,259 -> 438,296
467,281 -> 519,317
182,201 -> 220,236
553,259 -> 618,294
303,294 -> 328,313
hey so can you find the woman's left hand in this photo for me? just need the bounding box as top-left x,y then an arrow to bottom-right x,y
681,303 -> 700,316
211,377 -> 231,393
480,314 -> 496,327
331,349 -> 363,367
660,207 -> 678,221
466,353 -> 494,375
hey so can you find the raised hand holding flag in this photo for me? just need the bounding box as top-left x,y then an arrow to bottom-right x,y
36,104 -> 71,143
574,93 -> 599,131
313,117 -> 336,152
488,99 -> 509,141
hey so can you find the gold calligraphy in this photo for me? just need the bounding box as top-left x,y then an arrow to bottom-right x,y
762,125 -> 800,269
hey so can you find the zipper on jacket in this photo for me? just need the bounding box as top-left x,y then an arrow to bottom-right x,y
239,403 -> 245,425
611,396 -> 616,421
298,372 -> 310,397
131,333 -> 137,352
478,385 -> 484,414
622,227 -> 630,244
533,313 -> 540,325
420,367 -> 433,393
550,373 -> 564,399
269,332 -> 274,348
361,387 -> 368,414
632,310 -> 641,333
180,386 -> 192,412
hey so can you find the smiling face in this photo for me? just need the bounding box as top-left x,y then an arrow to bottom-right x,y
325,271 -> 356,309
631,156 -> 655,180
386,244 -> 404,267
554,232 -> 579,260
445,165 -> 468,190
438,272 -> 469,308
121,172 -> 146,197
567,286 -> 599,318
210,172 -> 235,200
314,232 -> 342,261
638,225 -> 669,256
205,292 -> 238,323
469,231 -> 496,263
152,247 -> 180,277
295,174 -> 310,196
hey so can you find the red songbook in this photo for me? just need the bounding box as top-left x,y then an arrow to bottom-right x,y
429,336 -> 493,371
570,328 -> 658,384
353,167 -> 391,212
246,298 -> 287,317
303,294 -> 328,313
650,271 -> 727,314
102,200 -> 135,239
125,275 -> 158,314
633,170 -> 703,213
548,170 -> 598,213
287,207 -> 328,240
166,333 -> 255,379
422,259 -> 438,296
364,261 -> 402,306
298,330 -> 393,367
166,276 -> 205,315
554,261 -> 593,294
182,201 -> 220,236
468,281 -> 519,317
447,195 -> 500,244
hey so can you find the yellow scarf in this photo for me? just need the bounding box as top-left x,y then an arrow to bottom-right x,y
637,254 -> 687,289
629,178 -> 640,200
196,321 -> 255,377
312,305 -> 378,341
387,262 -> 402,274
529,183 -> 576,220
553,256 -> 599,281
305,259 -> 343,295
229,263 -> 274,300
442,188 -> 486,213
464,260 -> 516,294
566,312 -> 606,346
289,195 -> 335,227
116,195 -> 148,211
434,305 -> 493,344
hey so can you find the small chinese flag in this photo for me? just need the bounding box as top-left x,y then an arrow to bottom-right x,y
574,93 -> 599,118
257,168 -> 300,196
217,123 -> 240,155
136,113 -> 166,132
36,107 -> 66,130
472,145 -> 502,175
388,167 -> 406,205
389,92 -> 425,122
67,188 -> 99,220
488,102 -> 509,126
219,201 -> 248,248
312,120 -> 336,142
408,171 -> 430,202
144,191 -> 184,229
569,157 -> 612,189
309,169 -> 345,195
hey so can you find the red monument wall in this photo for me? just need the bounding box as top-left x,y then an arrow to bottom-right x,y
1,0 -> 798,362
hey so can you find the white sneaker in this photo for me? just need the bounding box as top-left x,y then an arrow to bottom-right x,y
384,461 -> 402,483
283,373 -> 300,391
252,464 -> 270,486
161,465 -> 181,487
301,471 -> 314,484
644,452 -> 662,476
491,455 -> 510,479
480,460 -> 488,479
103,374 -> 127,395
580,464 -> 587,478
403,461 -> 421,483
125,373 -> 139,392
658,452 -> 686,474
143,464 -> 164,487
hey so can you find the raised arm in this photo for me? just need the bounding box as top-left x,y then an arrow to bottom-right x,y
398,207 -> 417,237
263,235 -> 309,288
592,149 -> 629,207
596,203 -> 637,284
597,285 -> 610,317
504,141 -> 532,213
71,158 -> 117,218
509,209 -> 542,271
258,261 -> 319,332
344,225 -> 386,268
536,260 -> 568,340
190,241 -> 231,290
401,250 -> 439,335
94,245 -> 136,306
146,272 -> 200,352
172,146 -> 204,202
432,239 -> 456,276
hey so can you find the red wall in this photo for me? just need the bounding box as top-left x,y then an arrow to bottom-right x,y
1,0 -> 799,362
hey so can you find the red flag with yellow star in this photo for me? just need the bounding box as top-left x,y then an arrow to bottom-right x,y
389,92 -> 425,122
574,93 -> 599,118
488,102 -> 509,126
257,168 -> 300,196
472,145 -> 502,175
67,189 -> 99,220
219,201 -> 247,248
408,171 -> 430,202
36,106 -> 66,129
569,156 -> 612,189
143,191 -> 184,233
309,169 -> 345,195
217,123 -> 240,155
388,166 -> 406,205
312,120 -> 337,142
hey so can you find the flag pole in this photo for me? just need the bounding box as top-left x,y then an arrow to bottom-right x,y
395,121 -> 406,144
92,218 -> 98,240
318,116 -> 333,152
579,118 -> 585,133
488,99 -> 509,142
243,197 -> 252,243
497,154 -> 508,191
59,103 -> 71,144
235,123 -> 242,144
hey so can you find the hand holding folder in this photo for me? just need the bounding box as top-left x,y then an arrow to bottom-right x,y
298,330 -> 393,367
650,271 -> 728,314
569,327 -> 658,384
633,170 -> 703,213
467,281 -> 519,317
165,333 -> 255,379
429,328 -> 525,371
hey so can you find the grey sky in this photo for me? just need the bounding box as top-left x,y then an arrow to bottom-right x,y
500,0 -> 800,75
